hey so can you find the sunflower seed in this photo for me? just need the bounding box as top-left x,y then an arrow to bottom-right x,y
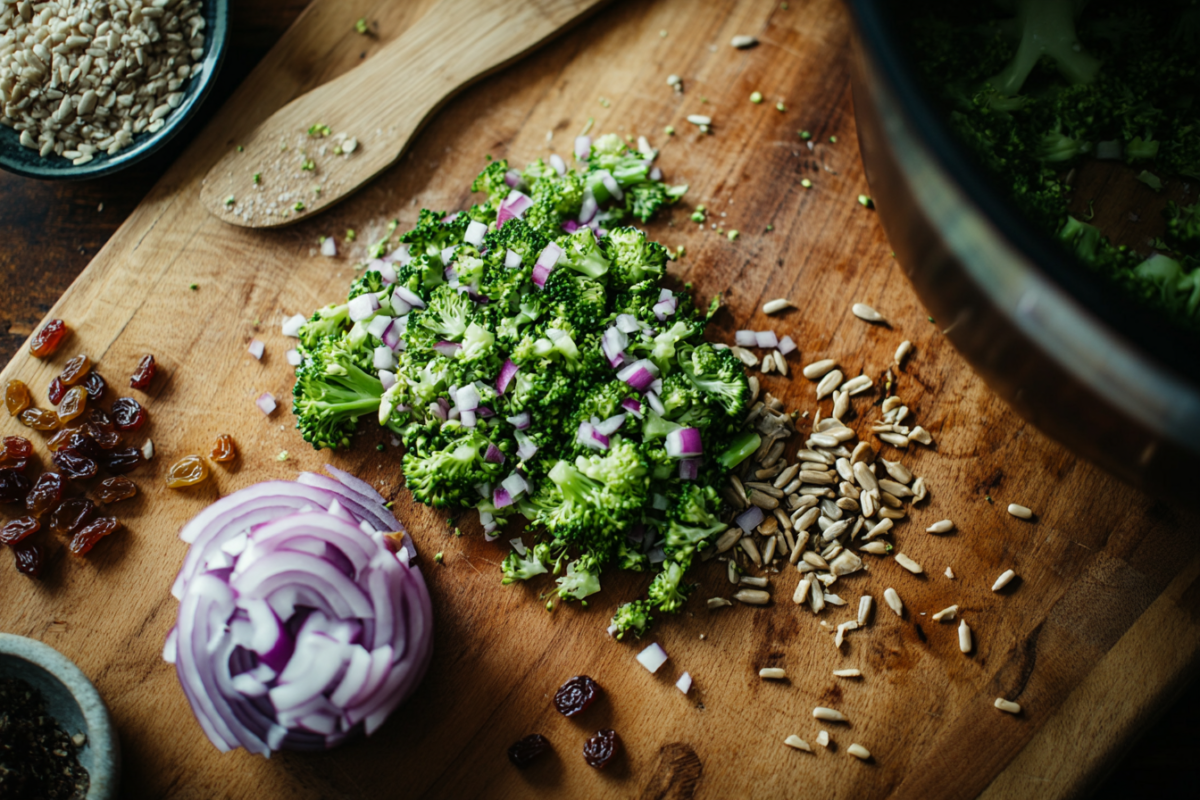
727,560 -> 740,584
825,593 -> 848,607
831,390 -> 850,420
852,461 -> 879,493
761,356 -> 774,375
774,506 -> 793,530
731,346 -> 759,366
749,491 -> 780,510
958,619 -> 973,653
740,537 -> 763,567
882,396 -> 903,413
813,707 -> 847,722
816,730 -> 831,747
821,519 -> 850,542
925,519 -> 954,534
793,507 -> 821,531
748,374 -> 760,404
908,426 -> 933,445
707,597 -> 733,609
992,569 -> 1016,592
880,492 -> 903,509
836,497 -> 860,513
740,575 -> 769,588
1007,503 -> 1033,519
761,440 -> 786,468
859,541 -> 888,554
816,370 -> 844,400
894,553 -> 923,574
797,448 -> 834,465
830,550 -> 863,576
715,527 -> 742,553
857,595 -> 873,625
759,667 -> 787,679
773,464 -> 800,489
840,375 -> 873,395
895,339 -> 913,365
799,468 -> 835,484
809,584 -> 826,613
784,734 -> 813,751
803,359 -> 838,379
746,482 -> 785,498
880,479 -> 914,497
878,506 -> 907,520
932,604 -> 958,622
802,551 -> 829,570
945,566 -> 956,579
793,576 -> 812,604
762,535 -> 777,564
731,34 -> 759,48
877,431 -> 910,448
775,352 -> 790,376
735,588 -> 770,605
994,698 -> 1021,714
883,587 -> 903,616
833,669 -> 862,678
880,459 -> 913,484
687,113 -> 714,126
851,303 -> 885,323
820,499 -> 843,520
848,743 -> 871,760
849,442 -> 873,466
756,464 -> 784,481
763,298 -> 793,315
860,490 -> 878,518
912,476 -> 928,502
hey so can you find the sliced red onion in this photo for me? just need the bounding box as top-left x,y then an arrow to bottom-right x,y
460,409 -> 477,428
575,135 -> 591,160
617,359 -> 660,392
378,262 -> 397,284
615,314 -> 640,334
636,642 -> 669,674
645,391 -> 665,416
652,299 -> 677,321
650,166 -> 663,181
474,483 -> 491,500
595,169 -> 623,201
497,190 -> 533,228
484,443 -> 505,465
734,329 -> 757,347
378,370 -> 397,390
593,414 -> 627,436
320,237 -> 338,257
432,341 -> 461,358
620,397 -> 643,417
501,472 -> 528,499
506,411 -> 531,430
384,244 -> 411,265
531,264 -> 551,289
433,398 -> 449,420
659,288 -> 674,302
601,326 -> 628,368
495,358 -> 518,395
678,458 -> 701,481
464,220 -> 488,247
483,523 -> 499,540
676,672 -> 692,694
578,189 -> 598,224
366,315 -> 394,339
256,393 -> 277,416
577,421 -> 610,450
248,339 -> 265,360
476,406 -> 495,419
347,293 -> 379,322
393,286 -> 425,310
735,505 -> 765,533
778,335 -> 797,356
382,321 -> 402,351
664,427 -> 703,458
373,346 -> 397,371
285,349 -> 303,367
514,430 -> 538,461
549,153 -> 566,175
535,242 -> 562,273
282,314 -> 307,338
755,330 -> 778,349
456,384 -> 480,411
493,486 -> 513,509
504,249 -> 522,269
648,377 -> 663,395
504,169 -> 524,188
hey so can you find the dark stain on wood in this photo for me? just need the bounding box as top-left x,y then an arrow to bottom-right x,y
638,742 -> 703,800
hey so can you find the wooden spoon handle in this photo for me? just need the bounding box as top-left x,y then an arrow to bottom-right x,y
201,0 -> 607,228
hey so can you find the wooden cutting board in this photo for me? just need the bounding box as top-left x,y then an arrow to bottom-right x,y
3,0 -> 1200,798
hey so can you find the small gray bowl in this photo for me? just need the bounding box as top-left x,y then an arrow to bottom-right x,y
0,0 -> 228,180
0,633 -> 120,800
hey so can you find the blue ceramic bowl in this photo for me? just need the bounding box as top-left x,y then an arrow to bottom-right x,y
0,0 -> 228,180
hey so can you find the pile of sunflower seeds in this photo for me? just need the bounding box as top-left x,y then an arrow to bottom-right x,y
0,0 -> 206,164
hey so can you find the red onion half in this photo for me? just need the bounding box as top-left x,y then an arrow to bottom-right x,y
165,468 -> 433,756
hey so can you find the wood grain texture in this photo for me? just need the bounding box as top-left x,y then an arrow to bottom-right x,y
1,1 -> 1199,798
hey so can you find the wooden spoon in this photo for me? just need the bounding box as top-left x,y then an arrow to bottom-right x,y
200,0 -> 606,228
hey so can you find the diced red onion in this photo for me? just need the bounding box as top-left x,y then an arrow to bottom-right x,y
476,406 -> 495,419
282,314 -> 307,338
167,470 -> 431,755
504,249 -> 522,269
484,444 -> 505,465
531,264 -> 551,289
549,153 -> 566,175
496,358 -> 519,395
645,391 -> 665,416
601,327 -> 628,368
442,212 -> 460,224
536,242 -> 562,271
607,624 -> 618,637
347,294 -> 379,322
575,135 -> 591,160
378,370 -> 397,390
378,262 -> 397,284
464,220 -> 488,247
596,169 -> 623,200
636,642 -> 669,674
678,458 -> 701,481
664,427 -> 703,458
778,335 -> 797,356
475,483 -> 492,500
366,315 -> 394,339
460,409 -> 477,428
506,411 -> 531,430
373,346 -> 397,371
617,359 -> 659,392
497,190 -> 533,228
659,288 -> 673,302
735,505 -> 765,533
561,220 -> 580,234
285,349 -> 303,367
593,414 -> 627,436
577,422 -> 609,450
393,286 -> 425,310
676,672 -> 692,694
320,237 -> 338,257
615,314 -> 640,334
734,330 -> 757,347
248,339 -> 265,360
432,398 -> 449,420
650,166 -> 663,181
456,384 -> 480,412
578,189 -> 598,224
256,393 -> 276,416
504,169 -> 524,188
384,244 -> 411,265
649,377 -> 663,395
382,322 -> 402,351
652,493 -> 668,511
483,523 -> 499,540
620,397 -> 643,417
501,472 -> 529,499
652,299 -> 677,321
493,486 -> 513,509
432,341 -> 461,358
514,430 -> 538,461
440,245 -> 457,265
755,330 -> 778,349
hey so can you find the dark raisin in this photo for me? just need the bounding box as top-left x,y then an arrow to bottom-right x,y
508,734 -> 552,769
103,447 -> 142,475
25,472 -> 64,516
82,371 -> 107,402
59,354 -> 92,385
62,431 -> 103,461
0,457 -> 29,473
554,675 -> 601,717
0,515 -> 40,546
52,449 -> 98,480
47,377 -> 66,405
0,469 -> 32,503
69,516 -> 120,556
87,407 -> 114,431
582,729 -> 621,769
111,397 -> 146,431
29,319 -> 68,358
130,354 -> 156,390
50,497 -> 95,535
95,477 -> 137,504
3,436 -> 32,459
14,543 -> 44,577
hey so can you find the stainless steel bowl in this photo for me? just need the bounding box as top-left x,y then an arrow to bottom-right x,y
847,0 -> 1200,498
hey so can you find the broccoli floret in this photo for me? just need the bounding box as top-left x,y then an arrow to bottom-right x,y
987,0 -> 1102,96
471,158 -> 512,211
501,545 -> 548,584
298,302 -> 351,350
293,338 -> 385,450
401,429 -> 505,508
617,541 -> 649,571
523,169 -> 586,238
610,599 -> 654,640
605,226 -> 668,287
1133,253 -> 1200,319
1035,120 -> 1091,162
664,484 -> 726,556
649,318 -> 704,367
418,284 -> 478,341
1165,202 -> 1200,250
555,554 -> 602,601
401,208 -> 471,258
677,343 -> 750,418
348,270 -> 386,299
541,268 -> 607,331
647,558 -> 693,614
557,227 -> 611,280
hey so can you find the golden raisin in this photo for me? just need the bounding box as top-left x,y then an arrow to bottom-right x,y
18,408 -> 61,431
5,380 -> 31,416
95,476 -> 137,504
166,455 -> 209,488
57,386 -> 87,423
59,354 -> 92,386
210,434 -> 238,462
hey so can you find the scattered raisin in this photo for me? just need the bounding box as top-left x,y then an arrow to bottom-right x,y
95,477 -> 137,504
29,319 -> 68,358
210,434 -> 237,462
50,498 -> 95,535
3,436 -> 32,460
47,377 -> 66,406
111,397 -> 146,432
59,354 -> 92,386
130,355 -> 157,390
62,432 -> 103,461
582,729 -> 621,769
18,408 -> 61,431
52,449 -> 98,480
82,372 -> 107,402
0,516 -> 40,546
14,543 -> 44,577
57,386 -> 87,423
508,734 -> 552,769
5,379 -> 31,416
88,425 -> 121,450
554,676 -> 601,717
103,448 -> 142,475
87,407 -> 114,431
165,455 -> 208,488
68,516 -> 120,556
0,469 -> 32,503
46,428 -> 74,452
25,473 -> 64,517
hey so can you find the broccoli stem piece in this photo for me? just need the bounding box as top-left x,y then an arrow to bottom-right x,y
988,0 -> 1101,96
716,432 -> 761,469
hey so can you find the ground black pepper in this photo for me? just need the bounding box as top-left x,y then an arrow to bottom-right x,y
0,677 -> 89,799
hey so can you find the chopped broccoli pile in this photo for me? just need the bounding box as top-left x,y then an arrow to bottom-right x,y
290,135 -> 758,637
910,0 -> 1200,330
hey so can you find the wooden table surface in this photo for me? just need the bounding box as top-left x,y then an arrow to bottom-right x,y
2,1 -> 1199,797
